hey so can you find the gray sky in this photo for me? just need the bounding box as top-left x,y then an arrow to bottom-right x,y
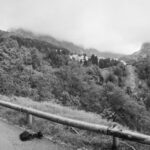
0,0 -> 150,54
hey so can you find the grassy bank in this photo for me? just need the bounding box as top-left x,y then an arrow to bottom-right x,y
0,95 -> 114,149
0,95 -> 113,125
0,95 -> 149,150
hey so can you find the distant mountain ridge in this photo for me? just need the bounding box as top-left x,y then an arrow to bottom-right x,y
9,29 -> 84,54
121,42 -> 150,63
9,28 -> 124,58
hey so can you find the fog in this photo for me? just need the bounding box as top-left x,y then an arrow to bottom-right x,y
0,0 -> 150,54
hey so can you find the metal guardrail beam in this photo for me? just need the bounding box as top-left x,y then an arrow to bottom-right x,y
0,100 -> 150,145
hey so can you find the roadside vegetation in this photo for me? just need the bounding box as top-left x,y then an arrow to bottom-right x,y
0,94 -> 149,150
0,95 -> 118,150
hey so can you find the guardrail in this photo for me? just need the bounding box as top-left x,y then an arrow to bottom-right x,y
0,100 -> 150,149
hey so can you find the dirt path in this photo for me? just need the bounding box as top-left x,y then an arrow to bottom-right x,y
0,120 -> 73,150
125,65 -> 138,92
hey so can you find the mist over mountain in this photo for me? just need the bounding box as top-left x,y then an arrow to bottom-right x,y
121,42 -> 150,64
9,28 -> 125,58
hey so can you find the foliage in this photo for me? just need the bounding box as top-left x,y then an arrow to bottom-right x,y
89,54 -> 98,65
134,56 -> 150,86
102,83 -> 146,129
98,58 -> 119,68
1,33 -> 150,136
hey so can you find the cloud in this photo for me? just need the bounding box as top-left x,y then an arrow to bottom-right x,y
0,0 -> 150,54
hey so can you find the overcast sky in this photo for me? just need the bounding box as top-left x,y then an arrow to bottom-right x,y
0,0 -> 150,54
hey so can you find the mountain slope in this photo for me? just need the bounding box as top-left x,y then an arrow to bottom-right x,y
121,42 -> 150,63
10,29 -> 125,58
86,48 -> 124,58
10,29 -> 84,54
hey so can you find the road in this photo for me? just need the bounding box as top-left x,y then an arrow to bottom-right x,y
125,65 -> 137,92
0,120 -> 73,150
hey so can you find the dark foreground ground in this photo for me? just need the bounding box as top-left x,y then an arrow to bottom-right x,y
0,120 -> 74,150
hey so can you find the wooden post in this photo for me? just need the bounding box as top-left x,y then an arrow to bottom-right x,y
26,113 -> 33,126
112,136 -> 118,150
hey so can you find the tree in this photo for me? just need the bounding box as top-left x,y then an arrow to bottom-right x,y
31,48 -> 42,70
144,94 -> 150,110
105,73 -> 117,83
89,54 -> 98,65
105,83 -> 145,129
83,53 -> 88,66
86,65 -> 104,85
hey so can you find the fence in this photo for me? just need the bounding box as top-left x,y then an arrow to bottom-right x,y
0,100 -> 150,149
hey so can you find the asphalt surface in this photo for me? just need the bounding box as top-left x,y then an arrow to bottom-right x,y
0,120 -> 73,150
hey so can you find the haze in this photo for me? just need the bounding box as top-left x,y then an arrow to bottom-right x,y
0,0 -> 150,54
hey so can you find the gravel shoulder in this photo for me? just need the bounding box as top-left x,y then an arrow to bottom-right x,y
0,120 -> 73,150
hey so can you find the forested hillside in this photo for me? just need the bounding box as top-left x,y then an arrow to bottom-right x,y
0,29 -> 150,138
10,29 -> 125,58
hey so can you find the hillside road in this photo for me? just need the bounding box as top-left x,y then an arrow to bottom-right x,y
125,65 -> 137,92
0,120 -> 73,150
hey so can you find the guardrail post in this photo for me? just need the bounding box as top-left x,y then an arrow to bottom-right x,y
112,136 -> 118,150
26,113 -> 33,126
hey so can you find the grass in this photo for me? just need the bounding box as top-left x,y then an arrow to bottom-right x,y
0,94 -> 149,150
0,95 -> 114,126
0,95 -> 115,149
